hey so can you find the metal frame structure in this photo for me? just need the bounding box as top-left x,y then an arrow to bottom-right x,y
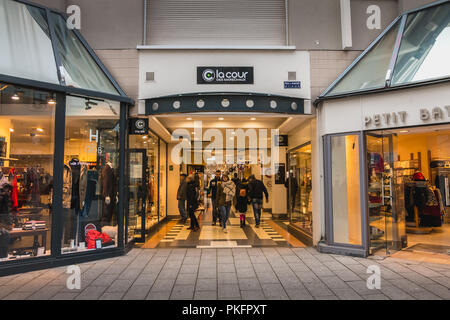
316,0 -> 450,103
0,0 -> 134,275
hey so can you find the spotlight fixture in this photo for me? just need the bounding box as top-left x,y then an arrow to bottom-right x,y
85,99 -> 98,110
11,93 -> 20,101
250,117 -> 256,121
218,117 -> 224,120
9,128 -> 14,133
48,94 -> 56,105
36,128 -> 44,132
186,117 -> 192,120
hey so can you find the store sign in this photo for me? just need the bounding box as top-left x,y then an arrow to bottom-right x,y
197,67 -> 254,84
274,135 -> 288,147
284,81 -> 301,89
364,106 -> 450,128
129,118 -> 149,135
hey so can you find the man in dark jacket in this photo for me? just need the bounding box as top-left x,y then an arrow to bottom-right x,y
177,173 -> 188,223
208,170 -> 222,226
186,175 -> 200,231
232,173 -> 241,186
248,174 -> 269,228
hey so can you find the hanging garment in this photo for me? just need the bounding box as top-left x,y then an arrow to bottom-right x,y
369,153 -> 384,173
69,159 -> 81,212
28,167 -> 41,205
79,164 -> 88,211
8,168 -> 18,210
85,229 -> 113,249
80,170 -> 98,217
148,178 -> 155,204
422,188 -> 444,227
101,163 -> 116,225
62,165 -> 72,209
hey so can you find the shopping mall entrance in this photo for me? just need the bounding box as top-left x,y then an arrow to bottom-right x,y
126,109 -> 313,249
366,124 -> 450,261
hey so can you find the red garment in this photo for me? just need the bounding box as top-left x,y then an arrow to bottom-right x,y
413,171 -> 425,181
8,168 -> 18,210
85,230 -> 112,249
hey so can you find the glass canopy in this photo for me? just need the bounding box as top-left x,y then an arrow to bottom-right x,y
322,1 -> 450,98
0,0 -> 121,96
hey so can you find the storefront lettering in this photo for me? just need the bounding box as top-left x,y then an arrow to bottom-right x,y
364,111 -> 407,127
420,106 -> 450,121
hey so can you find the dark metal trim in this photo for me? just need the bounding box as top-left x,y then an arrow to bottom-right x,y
386,14 -> 408,87
117,102 -> 128,248
45,8 -> 65,86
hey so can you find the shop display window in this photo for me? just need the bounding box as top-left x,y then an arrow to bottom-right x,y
61,96 -> 120,253
329,134 -> 363,245
288,143 -> 312,235
0,83 -> 55,261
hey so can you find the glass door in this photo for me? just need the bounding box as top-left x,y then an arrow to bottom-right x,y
127,149 -> 147,243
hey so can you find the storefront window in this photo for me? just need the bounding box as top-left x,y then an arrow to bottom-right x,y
330,134 -> 362,245
288,143 -> 312,235
61,96 -> 120,253
0,0 -> 59,84
0,83 -> 55,261
159,140 -> 167,220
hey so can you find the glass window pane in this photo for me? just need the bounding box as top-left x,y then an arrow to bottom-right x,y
51,13 -> 119,95
392,3 -> 450,85
159,140 -> 167,220
328,21 -> 399,96
330,135 -> 362,245
0,83 -> 55,261
61,95 -> 120,254
0,0 -> 59,84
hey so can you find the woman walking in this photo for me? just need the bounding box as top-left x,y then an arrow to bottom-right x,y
235,178 -> 249,228
186,174 -> 200,231
215,173 -> 235,233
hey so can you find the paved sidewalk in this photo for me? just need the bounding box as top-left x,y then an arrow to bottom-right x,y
1,247 -> 449,300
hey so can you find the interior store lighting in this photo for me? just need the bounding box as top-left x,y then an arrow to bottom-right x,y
11,93 -> 20,101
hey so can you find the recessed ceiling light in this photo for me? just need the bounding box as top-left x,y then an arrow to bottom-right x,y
9,128 -> 14,133
36,128 -> 44,132
250,117 -> 256,121
142,135 -> 148,139
399,130 -> 409,133
218,117 -> 224,120
186,117 -> 192,120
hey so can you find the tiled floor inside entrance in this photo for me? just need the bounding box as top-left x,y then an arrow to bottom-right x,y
141,207 -> 306,249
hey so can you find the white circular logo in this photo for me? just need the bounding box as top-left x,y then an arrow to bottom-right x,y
202,69 -> 215,82
135,119 -> 145,130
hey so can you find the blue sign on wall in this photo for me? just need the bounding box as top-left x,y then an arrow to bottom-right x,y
284,81 -> 301,89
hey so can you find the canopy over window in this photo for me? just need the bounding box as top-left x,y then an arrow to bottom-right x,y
0,0 -> 126,98
320,0 -> 450,98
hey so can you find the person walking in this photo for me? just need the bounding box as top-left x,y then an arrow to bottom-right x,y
235,178 -> 250,228
208,169 -> 221,226
232,172 -> 241,186
186,174 -> 200,231
248,174 -> 269,228
215,173 -> 235,233
177,173 -> 188,223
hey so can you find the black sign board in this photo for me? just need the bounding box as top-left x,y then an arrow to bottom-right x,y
274,135 -> 288,147
197,67 -> 254,84
275,163 -> 286,185
129,118 -> 149,135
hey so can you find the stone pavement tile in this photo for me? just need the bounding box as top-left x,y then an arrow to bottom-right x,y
261,283 -> 288,300
285,287 -> 314,300
149,256 -> 168,265
146,290 -> 171,300
197,268 -> 217,279
241,290 -> 266,300
218,255 -> 234,264
142,264 -> 164,275
311,265 -> 335,277
2,291 -> 33,300
218,263 -> 236,273
117,267 -> 144,281
14,277 -> 51,293
303,281 -> 334,297
402,271 -> 438,286
75,286 -> 107,300
170,284 -> 195,300
319,276 -> 350,289
363,293 -> 390,300
218,284 -> 241,299
236,267 -> 257,279
99,292 -> 125,300
256,271 -> 280,284
176,273 -> 198,286
218,272 -> 238,284
406,265 -> 442,278
90,274 -> 119,287
345,264 -> 369,275
301,258 -> 324,268
180,264 -> 199,274
0,274 -> 20,286
332,269 -> 362,282
421,283 -> 450,299
157,267 -> 180,280
186,248 -> 202,256
315,254 -> 337,262
315,295 -> 339,300
380,285 -> 414,300
332,255 -> 361,265
51,292 -> 79,300
27,285 -> 64,300
154,248 -> 172,256
82,268 -> 105,280
288,262 -> 310,272
123,285 -> 152,300
378,267 -> 404,280
135,273 -> 158,286
380,262 -> 411,273
276,248 -> 293,255
347,280 -> 382,296
429,276 -> 450,289
250,255 -> 268,264
252,263 -> 272,273
196,278 -> 217,291
238,278 -> 262,291
278,275 -> 304,290
217,249 -> 233,256
247,248 -> 263,256
293,271 -> 319,283
151,278 -> 176,292
105,279 -> 134,293
194,290 -> 217,300
234,259 -> 252,268
273,267 -> 296,278
103,264 -> 128,275
183,256 -> 201,265
331,288 -> 363,300
322,261 -> 348,271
